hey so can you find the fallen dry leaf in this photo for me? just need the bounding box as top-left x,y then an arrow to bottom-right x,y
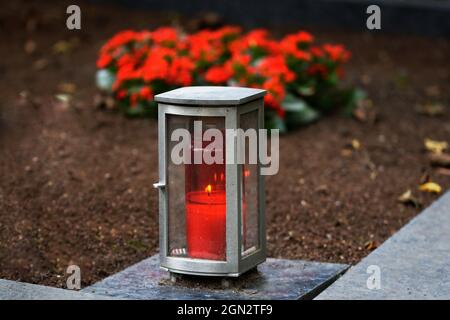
58,83 -> 76,94
419,181 -> 442,194
351,139 -> 361,150
364,240 -> 378,251
52,38 -> 79,55
55,94 -> 71,103
398,189 -> 421,208
54,94 -> 72,110
416,103 -> 445,117
424,138 -> 448,154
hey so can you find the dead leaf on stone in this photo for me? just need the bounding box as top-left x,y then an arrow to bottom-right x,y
424,138 -> 448,154
416,103 -> 445,117
58,83 -> 76,94
419,181 -> 442,194
398,189 -> 421,208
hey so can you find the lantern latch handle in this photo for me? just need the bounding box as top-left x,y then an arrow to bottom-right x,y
153,182 -> 166,189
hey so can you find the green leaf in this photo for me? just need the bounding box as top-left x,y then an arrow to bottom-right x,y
282,93 -> 305,112
341,88 -> 367,116
281,94 -> 320,128
296,85 -> 315,96
122,101 -> 157,118
96,69 -> 116,92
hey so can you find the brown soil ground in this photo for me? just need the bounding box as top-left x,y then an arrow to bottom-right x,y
1,0 -> 449,288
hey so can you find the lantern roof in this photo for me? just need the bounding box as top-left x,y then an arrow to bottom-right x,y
154,86 -> 266,106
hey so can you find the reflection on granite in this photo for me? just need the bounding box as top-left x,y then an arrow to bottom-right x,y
82,255 -> 348,300
0,279 -> 110,300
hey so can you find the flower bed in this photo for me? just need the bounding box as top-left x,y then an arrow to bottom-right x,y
96,27 -> 361,131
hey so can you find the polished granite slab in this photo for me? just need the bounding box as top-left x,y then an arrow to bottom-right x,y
317,191 -> 450,300
82,254 -> 348,300
0,279 -> 110,300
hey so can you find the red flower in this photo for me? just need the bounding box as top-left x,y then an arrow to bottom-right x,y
323,44 -> 351,62
307,63 -> 327,77
258,56 -> 296,83
98,26 -> 352,121
263,78 -> 286,118
116,90 -> 127,100
230,29 -> 279,58
96,53 -> 113,68
295,31 -> 313,43
280,31 -> 314,61
205,65 -> 233,84
152,27 -> 179,47
139,86 -> 153,100
264,94 -> 285,118
168,56 -> 195,86
100,30 -> 138,53
215,26 -> 241,40
188,30 -> 222,63
310,46 -> 324,58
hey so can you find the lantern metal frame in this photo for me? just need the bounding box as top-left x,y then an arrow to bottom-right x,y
154,86 -> 266,277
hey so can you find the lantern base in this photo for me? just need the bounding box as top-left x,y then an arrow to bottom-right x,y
162,267 -> 242,278
160,260 -> 260,277
160,252 -> 266,278
163,265 -> 261,278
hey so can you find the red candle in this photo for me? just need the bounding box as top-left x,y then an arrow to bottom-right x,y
186,186 -> 226,261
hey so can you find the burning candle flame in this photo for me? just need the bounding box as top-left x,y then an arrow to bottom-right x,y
205,184 -> 212,195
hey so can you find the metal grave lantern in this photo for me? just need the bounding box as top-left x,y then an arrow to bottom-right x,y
154,86 -> 266,277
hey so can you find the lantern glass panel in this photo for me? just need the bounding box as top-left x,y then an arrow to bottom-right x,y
167,114 -> 227,261
240,110 -> 259,256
